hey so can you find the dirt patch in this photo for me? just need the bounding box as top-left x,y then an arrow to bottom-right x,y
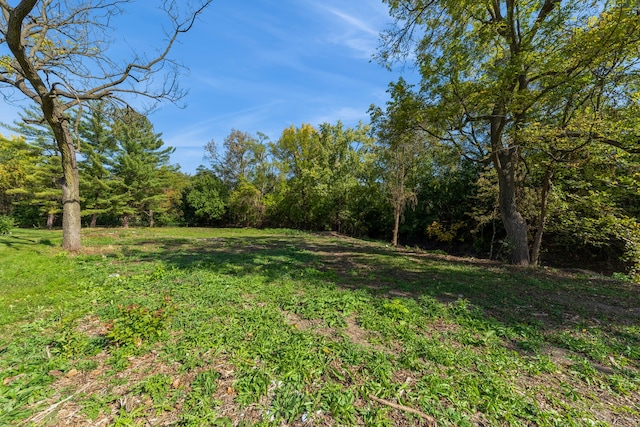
281,310 -> 335,337
539,345 -> 574,367
75,245 -> 119,257
342,316 -> 376,349
280,310 -> 385,353
26,349 -> 239,426
75,315 -> 107,338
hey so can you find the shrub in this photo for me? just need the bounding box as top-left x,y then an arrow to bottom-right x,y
0,215 -> 14,234
105,296 -> 174,347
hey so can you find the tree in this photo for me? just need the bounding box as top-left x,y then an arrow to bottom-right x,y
184,167 -> 227,225
25,147 -> 61,229
4,108 -> 63,228
377,0 -> 640,265
205,129 -> 265,190
370,79 -> 428,246
155,168 -> 190,226
77,101 -> 118,228
0,0 -> 212,250
228,180 -> 264,227
0,134 -> 36,215
270,124 -> 326,229
318,121 -> 373,235
205,129 -> 274,226
109,109 -> 175,228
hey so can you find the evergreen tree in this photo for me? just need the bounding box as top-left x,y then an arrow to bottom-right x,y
78,102 -> 118,227
4,109 -> 63,228
109,109 -> 175,227
0,134 -> 39,216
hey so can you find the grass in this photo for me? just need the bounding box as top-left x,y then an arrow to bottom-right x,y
1,227 -> 639,426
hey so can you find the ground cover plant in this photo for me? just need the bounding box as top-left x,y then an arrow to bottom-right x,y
1,228 -> 638,426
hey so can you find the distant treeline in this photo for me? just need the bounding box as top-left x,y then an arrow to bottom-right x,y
2,99 -> 639,276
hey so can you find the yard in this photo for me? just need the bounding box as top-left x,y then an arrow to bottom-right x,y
1,228 -> 638,426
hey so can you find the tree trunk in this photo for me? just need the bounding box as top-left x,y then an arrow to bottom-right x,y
48,110 -> 82,251
149,210 -> 155,228
531,168 -> 552,266
46,213 -> 55,230
122,215 -> 130,228
6,1 -> 82,251
53,126 -> 81,250
90,213 -> 98,228
494,146 -> 530,266
392,205 -> 400,247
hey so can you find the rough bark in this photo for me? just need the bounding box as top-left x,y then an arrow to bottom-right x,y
494,146 -> 530,266
90,213 -> 98,228
50,112 -> 82,251
489,59 -> 530,266
6,0 -> 82,251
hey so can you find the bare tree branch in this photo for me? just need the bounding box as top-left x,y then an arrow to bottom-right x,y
0,0 -> 214,250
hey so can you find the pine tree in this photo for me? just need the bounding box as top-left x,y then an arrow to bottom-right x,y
78,102 -> 119,227
109,109 -> 175,227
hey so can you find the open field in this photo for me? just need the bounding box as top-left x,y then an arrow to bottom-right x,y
1,227 -> 639,426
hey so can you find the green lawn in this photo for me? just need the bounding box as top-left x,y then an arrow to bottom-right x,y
1,227 -> 638,426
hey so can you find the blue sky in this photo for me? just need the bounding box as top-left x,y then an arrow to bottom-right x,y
1,0 -> 418,174
154,0 -> 420,174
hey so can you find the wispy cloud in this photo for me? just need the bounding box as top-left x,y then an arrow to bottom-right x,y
303,1 -> 389,58
320,6 -> 379,37
149,0 -> 413,172
160,101 -> 286,147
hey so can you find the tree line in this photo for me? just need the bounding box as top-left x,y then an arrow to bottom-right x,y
1,105 -> 178,229
3,94 -> 640,277
375,0 -> 640,269
2,0 -> 640,277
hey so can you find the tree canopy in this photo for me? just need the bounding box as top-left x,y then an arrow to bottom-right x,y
376,0 -> 640,265
0,0 -> 212,250
2,0 -> 640,278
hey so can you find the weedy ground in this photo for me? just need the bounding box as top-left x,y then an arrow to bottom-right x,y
0,228 -> 638,426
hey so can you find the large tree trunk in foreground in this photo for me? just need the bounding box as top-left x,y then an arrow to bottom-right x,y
29,69 -> 83,251
495,146 -> 530,266
6,0 -> 82,251
48,105 -> 82,251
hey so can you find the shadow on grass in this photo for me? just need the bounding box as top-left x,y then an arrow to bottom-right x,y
117,234 -> 639,335
0,234 -> 54,249
82,231 -> 640,371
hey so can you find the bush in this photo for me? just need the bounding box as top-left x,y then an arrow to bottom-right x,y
105,296 -> 174,347
0,215 -> 14,234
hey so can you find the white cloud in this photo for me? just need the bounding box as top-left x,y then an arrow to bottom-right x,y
303,1 -> 390,58
320,6 -> 379,37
